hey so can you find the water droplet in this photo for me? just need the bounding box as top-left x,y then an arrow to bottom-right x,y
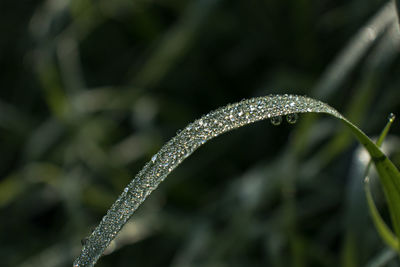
270,116 -> 282,126
151,154 -> 157,163
286,113 -> 298,124
388,113 -> 396,122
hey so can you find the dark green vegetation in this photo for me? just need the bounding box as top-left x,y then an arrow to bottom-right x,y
1,0 -> 400,266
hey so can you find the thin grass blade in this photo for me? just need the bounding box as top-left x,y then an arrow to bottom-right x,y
364,113 -> 399,252
74,94 -> 400,266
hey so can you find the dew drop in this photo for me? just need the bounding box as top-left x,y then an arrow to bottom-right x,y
270,116 -> 282,126
286,113 -> 298,124
388,113 -> 396,123
151,154 -> 157,163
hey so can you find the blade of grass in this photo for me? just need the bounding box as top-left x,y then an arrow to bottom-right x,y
342,115 -> 400,252
365,180 -> 399,251
74,94 -> 400,267
313,1 -> 396,100
364,113 -> 399,251
365,248 -> 397,267
132,0 -> 221,88
394,0 -> 400,27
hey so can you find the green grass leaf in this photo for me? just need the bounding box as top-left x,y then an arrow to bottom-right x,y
74,94 -> 400,267
365,178 -> 399,251
364,113 -> 399,252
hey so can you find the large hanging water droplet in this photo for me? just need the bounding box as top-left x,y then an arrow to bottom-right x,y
286,113 -> 298,124
271,116 -> 282,126
388,113 -> 396,123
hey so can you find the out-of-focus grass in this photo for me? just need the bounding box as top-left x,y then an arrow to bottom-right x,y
0,0 -> 399,266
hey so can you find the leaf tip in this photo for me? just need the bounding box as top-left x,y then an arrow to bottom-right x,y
388,113 -> 396,123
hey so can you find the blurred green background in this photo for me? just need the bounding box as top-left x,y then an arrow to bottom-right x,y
1,0 -> 400,266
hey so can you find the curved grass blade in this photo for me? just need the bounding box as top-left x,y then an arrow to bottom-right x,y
74,94 -> 400,267
365,180 -> 399,251
313,1 -> 396,100
364,114 -> 399,252
365,248 -> 397,267
395,0 -> 400,27
339,116 -> 400,253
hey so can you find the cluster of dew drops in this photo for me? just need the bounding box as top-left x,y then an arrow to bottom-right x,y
270,113 -> 298,126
